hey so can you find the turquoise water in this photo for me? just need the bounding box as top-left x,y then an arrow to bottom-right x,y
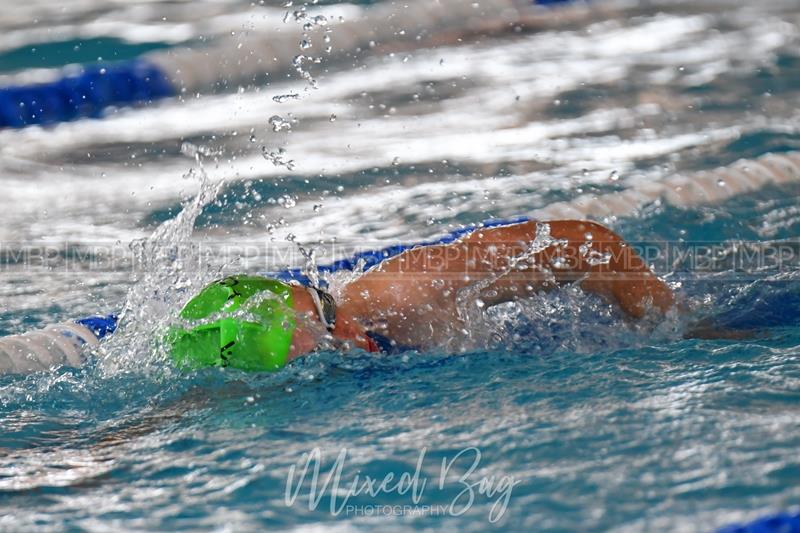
1,0 -> 800,531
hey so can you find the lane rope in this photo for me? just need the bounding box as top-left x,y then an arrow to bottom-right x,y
716,511 -> 800,532
0,0 -> 587,129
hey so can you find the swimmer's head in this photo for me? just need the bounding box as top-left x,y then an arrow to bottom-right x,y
166,275 -> 332,372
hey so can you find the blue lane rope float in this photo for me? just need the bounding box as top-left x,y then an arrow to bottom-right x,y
0,60 -> 174,128
0,0 -> 586,129
716,511 -> 800,533
75,315 -> 121,339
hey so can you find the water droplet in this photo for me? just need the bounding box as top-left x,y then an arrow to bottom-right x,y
279,195 -> 297,208
475,298 -> 485,309
269,115 -> 293,132
272,93 -> 300,103
329,113 -> 337,122
180,141 -> 219,158
300,39 -> 312,49
261,146 -> 296,170
609,170 -> 619,181
586,251 -> 612,266
716,178 -> 726,187
313,204 -> 322,212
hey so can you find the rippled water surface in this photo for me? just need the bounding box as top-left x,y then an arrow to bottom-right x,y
1,0 -> 800,531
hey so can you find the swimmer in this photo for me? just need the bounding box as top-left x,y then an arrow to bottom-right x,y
168,220 -> 675,371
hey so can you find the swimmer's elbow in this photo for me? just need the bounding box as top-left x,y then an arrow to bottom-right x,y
579,263 -> 675,319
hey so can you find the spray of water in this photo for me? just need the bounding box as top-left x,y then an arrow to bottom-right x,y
88,157 -> 689,379
446,222 -> 684,354
449,222 -> 561,351
97,148 -> 227,377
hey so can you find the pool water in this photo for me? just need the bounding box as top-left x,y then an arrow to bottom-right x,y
1,0 -> 800,530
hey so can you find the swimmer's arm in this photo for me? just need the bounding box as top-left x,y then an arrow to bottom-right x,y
350,220 -> 674,321
456,220 -> 675,319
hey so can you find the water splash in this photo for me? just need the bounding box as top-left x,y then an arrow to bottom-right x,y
445,222 -> 680,353
451,222 -> 561,351
97,153 -> 226,376
283,6 -> 329,90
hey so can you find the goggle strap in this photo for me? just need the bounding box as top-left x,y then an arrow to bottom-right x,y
307,287 -> 335,331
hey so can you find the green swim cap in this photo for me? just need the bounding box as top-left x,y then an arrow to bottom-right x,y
167,275 -> 296,372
